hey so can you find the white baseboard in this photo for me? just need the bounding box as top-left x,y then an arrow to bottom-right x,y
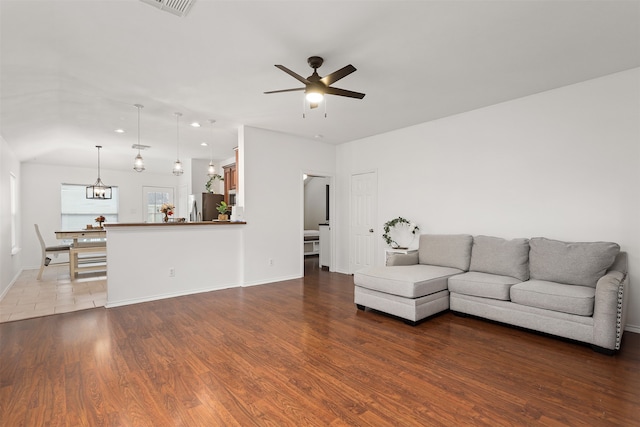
0,268 -> 24,301
105,283 -> 239,308
624,324 -> 640,334
242,274 -> 301,287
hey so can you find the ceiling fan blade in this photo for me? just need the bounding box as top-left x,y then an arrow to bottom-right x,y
264,88 -> 305,94
320,64 -> 357,86
275,65 -> 311,85
324,86 -> 366,99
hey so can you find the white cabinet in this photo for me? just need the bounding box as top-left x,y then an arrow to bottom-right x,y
319,224 -> 330,269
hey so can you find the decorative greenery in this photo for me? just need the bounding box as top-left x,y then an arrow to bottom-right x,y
216,201 -> 229,215
382,217 -> 420,248
205,174 -> 224,193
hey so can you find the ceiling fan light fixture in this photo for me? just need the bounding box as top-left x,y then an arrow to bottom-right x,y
305,90 -> 324,103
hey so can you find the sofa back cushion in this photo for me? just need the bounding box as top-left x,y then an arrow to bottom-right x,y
529,237 -> 620,288
418,234 -> 473,271
469,235 -> 530,281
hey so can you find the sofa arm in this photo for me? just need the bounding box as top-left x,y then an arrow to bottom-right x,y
593,270 -> 628,350
387,252 -> 419,266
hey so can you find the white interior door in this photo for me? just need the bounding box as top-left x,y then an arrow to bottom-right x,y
350,171 -> 377,273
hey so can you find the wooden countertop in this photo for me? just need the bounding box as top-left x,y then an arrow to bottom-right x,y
104,221 -> 246,228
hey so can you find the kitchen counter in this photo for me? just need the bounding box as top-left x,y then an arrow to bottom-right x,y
104,221 -> 246,228
104,221 -> 245,307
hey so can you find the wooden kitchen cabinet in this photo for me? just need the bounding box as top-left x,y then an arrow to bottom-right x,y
223,148 -> 239,206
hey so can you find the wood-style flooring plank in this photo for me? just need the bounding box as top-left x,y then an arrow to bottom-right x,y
1,258 -> 639,426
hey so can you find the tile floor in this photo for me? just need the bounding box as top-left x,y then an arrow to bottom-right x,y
0,264 -> 106,323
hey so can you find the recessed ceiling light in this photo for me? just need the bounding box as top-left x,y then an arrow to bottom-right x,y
200,142 -> 208,146
191,122 -> 201,127
115,129 -> 125,133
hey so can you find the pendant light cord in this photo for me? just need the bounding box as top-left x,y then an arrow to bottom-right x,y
137,106 -> 141,156
210,119 -> 215,162
97,145 -> 101,179
175,112 -> 181,160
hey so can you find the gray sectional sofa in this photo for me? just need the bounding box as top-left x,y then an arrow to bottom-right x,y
354,234 -> 629,353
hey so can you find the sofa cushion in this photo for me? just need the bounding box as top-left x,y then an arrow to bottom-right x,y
529,238 -> 620,288
448,272 -> 521,301
354,264 -> 462,298
510,280 -> 596,316
418,234 -> 473,271
469,235 -> 529,281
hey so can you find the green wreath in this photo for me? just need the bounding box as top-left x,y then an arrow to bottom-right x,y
382,217 -> 420,249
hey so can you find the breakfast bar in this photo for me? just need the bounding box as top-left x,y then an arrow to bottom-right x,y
104,221 -> 246,307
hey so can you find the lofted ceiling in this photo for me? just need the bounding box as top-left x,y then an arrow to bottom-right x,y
1,0 -> 639,174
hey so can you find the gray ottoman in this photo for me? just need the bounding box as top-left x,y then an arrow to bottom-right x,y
354,264 -> 462,324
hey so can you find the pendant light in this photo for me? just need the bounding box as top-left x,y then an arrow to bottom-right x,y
133,104 -> 145,172
86,145 -> 112,199
172,112 -> 184,176
207,119 -> 216,177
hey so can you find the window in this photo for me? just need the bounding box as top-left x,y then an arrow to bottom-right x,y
143,186 -> 174,223
10,173 -> 18,254
61,184 -> 119,230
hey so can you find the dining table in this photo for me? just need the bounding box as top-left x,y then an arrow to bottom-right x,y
55,228 -> 107,245
55,228 -> 107,278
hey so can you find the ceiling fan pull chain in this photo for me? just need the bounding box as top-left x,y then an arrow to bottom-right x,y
324,97 -> 327,118
302,96 -> 306,118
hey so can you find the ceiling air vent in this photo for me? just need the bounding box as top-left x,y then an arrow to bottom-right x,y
139,0 -> 195,18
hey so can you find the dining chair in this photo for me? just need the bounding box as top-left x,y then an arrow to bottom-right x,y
35,224 -> 71,280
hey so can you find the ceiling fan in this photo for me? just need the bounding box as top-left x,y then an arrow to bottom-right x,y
264,56 -> 365,109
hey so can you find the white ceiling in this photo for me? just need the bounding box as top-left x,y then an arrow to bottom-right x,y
1,0 -> 639,174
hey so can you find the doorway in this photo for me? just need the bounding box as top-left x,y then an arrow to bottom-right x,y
303,173 -> 331,275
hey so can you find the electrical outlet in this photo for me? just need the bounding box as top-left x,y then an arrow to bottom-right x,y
269,259 -> 274,267
169,267 -> 175,277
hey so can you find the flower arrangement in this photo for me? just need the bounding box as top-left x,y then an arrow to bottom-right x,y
159,203 -> 175,222
159,203 -> 175,215
95,215 -> 106,227
382,217 -> 420,249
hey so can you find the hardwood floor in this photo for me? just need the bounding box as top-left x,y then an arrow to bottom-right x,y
1,257 -> 639,426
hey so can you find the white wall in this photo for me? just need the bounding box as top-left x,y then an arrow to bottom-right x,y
191,158 -> 224,196
241,126 -> 335,285
0,137 -> 22,298
20,163 -> 184,269
336,68 -> 640,329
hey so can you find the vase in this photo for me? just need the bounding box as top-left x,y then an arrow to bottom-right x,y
163,213 -> 169,223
